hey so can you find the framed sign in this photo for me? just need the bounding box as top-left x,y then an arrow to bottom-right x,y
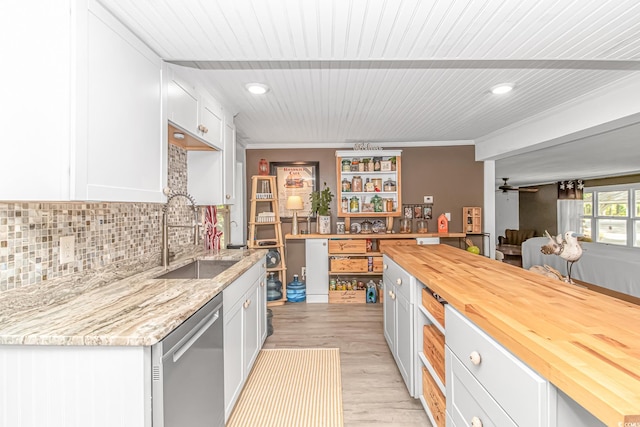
270,161 -> 319,218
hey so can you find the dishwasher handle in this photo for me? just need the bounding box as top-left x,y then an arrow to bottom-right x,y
172,309 -> 220,363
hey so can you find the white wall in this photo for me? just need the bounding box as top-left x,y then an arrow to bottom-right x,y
495,191 -> 519,243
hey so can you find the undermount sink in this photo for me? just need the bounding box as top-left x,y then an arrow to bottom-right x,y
155,259 -> 240,280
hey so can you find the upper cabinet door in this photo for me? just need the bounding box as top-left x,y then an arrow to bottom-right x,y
223,119 -> 237,204
167,75 -> 199,134
199,95 -> 223,149
79,1 -> 165,202
0,0 -> 166,202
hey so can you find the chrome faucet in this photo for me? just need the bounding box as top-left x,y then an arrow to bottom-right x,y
162,189 -> 199,267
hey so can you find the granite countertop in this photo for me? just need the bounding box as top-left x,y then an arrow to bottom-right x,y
384,244 -> 640,426
0,248 -> 267,346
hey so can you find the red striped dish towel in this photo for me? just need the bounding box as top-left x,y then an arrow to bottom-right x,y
204,206 -> 223,253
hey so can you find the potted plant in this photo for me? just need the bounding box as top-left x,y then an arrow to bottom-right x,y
389,156 -> 397,171
309,182 -> 334,234
362,158 -> 373,172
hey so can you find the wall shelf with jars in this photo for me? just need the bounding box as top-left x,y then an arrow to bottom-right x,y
335,150 -> 402,231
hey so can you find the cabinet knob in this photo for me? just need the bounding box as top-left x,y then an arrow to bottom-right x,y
383,264 -> 388,270
396,278 -> 402,286
260,281 -> 265,287
243,299 -> 251,309
322,242 -> 326,246
469,351 -> 482,365
226,194 -> 231,199
388,290 -> 396,300
471,416 -> 482,427
262,263 -> 267,268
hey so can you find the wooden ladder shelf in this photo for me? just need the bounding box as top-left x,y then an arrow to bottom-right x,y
248,175 -> 287,305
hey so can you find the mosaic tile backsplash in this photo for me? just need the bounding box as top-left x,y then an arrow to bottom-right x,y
0,144 -> 198,292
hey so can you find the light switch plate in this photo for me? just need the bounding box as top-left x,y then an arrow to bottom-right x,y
60,236 -> 75,264
445,212 -> 451,221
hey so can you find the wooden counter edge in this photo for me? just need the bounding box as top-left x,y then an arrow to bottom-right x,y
285,232 -> 466,239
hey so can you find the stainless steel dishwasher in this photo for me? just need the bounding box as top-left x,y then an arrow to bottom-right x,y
152,293 -> 224,427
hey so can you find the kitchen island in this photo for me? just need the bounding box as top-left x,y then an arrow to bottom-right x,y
0,248 -> 267,426
383,244 -> 640,426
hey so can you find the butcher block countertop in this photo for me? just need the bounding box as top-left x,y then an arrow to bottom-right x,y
384,244 -> 640,427
0,248 -> 266,347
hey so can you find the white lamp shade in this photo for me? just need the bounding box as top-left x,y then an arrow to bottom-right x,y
286,195 -> 304,210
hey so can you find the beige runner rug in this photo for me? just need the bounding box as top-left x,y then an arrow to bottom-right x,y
227,348 -> 344,427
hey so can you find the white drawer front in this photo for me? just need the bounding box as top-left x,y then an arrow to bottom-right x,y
382,255 -> 413,301
445,306 -> 549,427
446,347 -> 517,427
223,259 -> 265,307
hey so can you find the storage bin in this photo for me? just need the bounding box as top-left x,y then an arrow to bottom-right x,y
330,257 -> 368,272
328,239 -> 367,254
422,288 -> 445,328
422,367 -> 446,427
423,324 -> 445,385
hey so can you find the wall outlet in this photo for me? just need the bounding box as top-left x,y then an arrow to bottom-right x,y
301,266 -> 306,279
423,195 -> 433,203
59,235 -> 75,264
445,212 -> 451,221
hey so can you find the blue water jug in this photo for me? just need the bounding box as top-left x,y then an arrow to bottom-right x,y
366,280 -> 377,303
286,274 -> 306,303
266,272 -> 283,301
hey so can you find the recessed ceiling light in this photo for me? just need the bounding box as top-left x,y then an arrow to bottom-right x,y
491,83 -> 514,95
245,83 -> 270,95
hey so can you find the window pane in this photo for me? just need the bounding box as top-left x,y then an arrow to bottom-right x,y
583,192 -> 593,216
635,220 -> 640,247
636,190 -> 640,217
596,218 -> 627,245
597,191 -> 628,217
581,218 -> 592,241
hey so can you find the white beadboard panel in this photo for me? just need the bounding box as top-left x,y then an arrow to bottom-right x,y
100,0 -> 640,61
0,346 -> 149,427
188,65 -> 636,144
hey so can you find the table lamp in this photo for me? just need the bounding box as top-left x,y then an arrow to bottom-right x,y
286,195 -> 304,235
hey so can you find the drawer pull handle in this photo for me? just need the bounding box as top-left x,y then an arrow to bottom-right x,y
396,278 -> 402,285
471,416 -> 482,427
469,351 -> 482,365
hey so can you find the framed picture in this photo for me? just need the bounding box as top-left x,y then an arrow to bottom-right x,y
423,205 -> 433,220
413,205 -> 423,219
270,161 -> 319,218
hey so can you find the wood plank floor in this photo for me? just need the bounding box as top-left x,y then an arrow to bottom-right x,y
263,303 -> 431,426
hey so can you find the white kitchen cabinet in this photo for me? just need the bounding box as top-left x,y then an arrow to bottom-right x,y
167,72 -> 199,135
382,254 -> 415,394
200,94 -> 224,149
223,118 -> 237,204
223,259 -> 267,421
446,305 -> 553,427
187,150 -> 224,205
167,65 -> 224,150
305,239 -> 329,303
0,0 -> 165,202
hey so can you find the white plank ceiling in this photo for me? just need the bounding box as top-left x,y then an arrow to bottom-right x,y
99,0 -> 640,184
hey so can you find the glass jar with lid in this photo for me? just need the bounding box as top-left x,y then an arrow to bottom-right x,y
350,196 -> 360,212
342,178 -> 351,192
342,159 -> 351,172
416,219 -> 428,233
351,176 -> 363,192
399,218 -> 412,233
383,179 -> 396,192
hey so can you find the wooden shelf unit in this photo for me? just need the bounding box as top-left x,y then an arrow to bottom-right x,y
248,175 -> 287,305
335,150 -> 402,231
462,206 -> 482,234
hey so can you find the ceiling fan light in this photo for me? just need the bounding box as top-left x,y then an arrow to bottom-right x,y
490,83 -> 514,95
245,83 -> 270,95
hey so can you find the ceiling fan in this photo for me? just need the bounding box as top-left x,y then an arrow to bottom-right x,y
498,178 -> 539,193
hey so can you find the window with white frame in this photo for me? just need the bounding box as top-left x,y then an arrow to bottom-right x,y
581,184 -> 640,248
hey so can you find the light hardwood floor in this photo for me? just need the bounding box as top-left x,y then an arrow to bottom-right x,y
263,303 -> 431,426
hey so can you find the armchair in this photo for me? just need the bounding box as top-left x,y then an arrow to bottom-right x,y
498,229 -> 535,246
